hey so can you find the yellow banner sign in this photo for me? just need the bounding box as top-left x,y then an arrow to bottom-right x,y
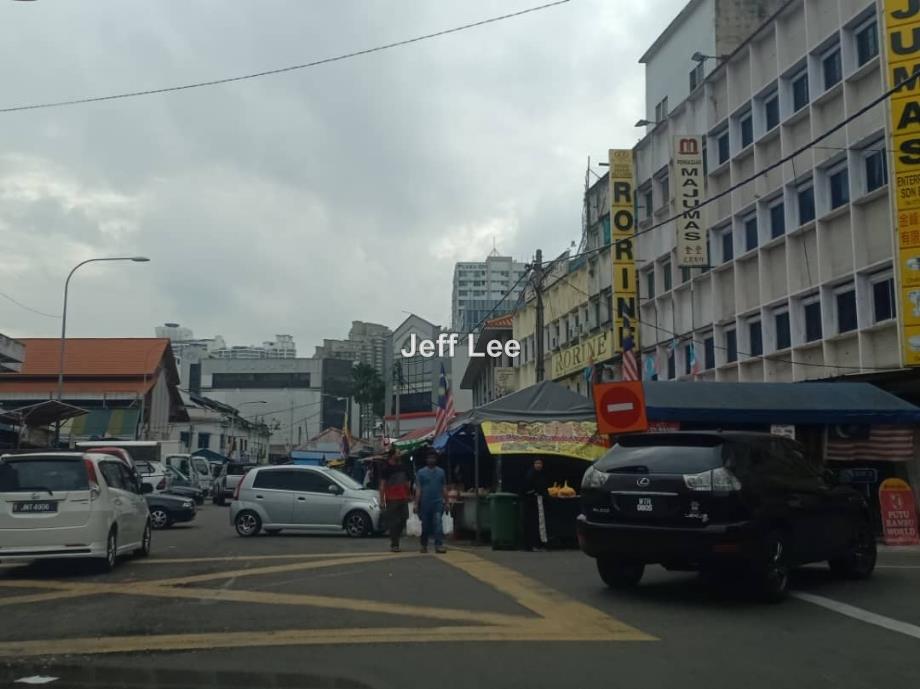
884,0 -> 920,365
480,420 -> 607,462
673,135 -> 707,267
551,330 -> 613,380
609,149 -> 637,353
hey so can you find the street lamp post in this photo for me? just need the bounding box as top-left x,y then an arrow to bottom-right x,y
54,256 -> 150,443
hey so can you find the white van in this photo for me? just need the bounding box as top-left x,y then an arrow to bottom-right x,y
163,454 -> 212,495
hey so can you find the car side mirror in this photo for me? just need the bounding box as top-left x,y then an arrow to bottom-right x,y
141,482 -> 153,494
328,484 -> 343,494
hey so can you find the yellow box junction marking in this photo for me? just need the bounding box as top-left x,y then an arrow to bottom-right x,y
0,549 -> 654,656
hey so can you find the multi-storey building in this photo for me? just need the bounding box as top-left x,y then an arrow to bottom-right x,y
0,334 -> 24,374
313,321 -> 391,375
212,334 -> 297,359
451,251 -> 528,333
635,0 -> 898,385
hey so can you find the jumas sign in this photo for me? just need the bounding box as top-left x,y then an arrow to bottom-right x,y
673,136 -> 707,267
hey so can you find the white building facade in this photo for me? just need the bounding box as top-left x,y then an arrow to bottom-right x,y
451,251 -> 528,332
635,0 -> 898,384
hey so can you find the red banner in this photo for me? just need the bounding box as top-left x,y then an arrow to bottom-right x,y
879,478 -> 920,546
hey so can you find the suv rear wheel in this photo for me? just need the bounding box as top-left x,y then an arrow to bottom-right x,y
756,531 -> 789,603
829,523 -> 877,580
235,510 -> 262,537
597,559 -> 644,589
96,528 -> 118,573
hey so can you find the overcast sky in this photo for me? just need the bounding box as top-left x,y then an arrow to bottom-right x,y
0,0 -> 683,353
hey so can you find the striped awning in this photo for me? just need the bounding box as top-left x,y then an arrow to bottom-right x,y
68,408 -> 140,439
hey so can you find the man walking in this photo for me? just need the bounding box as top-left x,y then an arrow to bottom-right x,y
415,448 -> 448,554
379,447 -> 412,552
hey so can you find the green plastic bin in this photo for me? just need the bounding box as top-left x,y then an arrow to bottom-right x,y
488,492 -> 522,550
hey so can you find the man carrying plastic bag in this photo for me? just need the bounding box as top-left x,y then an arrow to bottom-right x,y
414,448 -> 448,554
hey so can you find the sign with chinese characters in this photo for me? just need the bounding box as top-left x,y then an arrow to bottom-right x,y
673,136 -> 707,267
883,0 -> 920,365
879,478 -> 920,545
493,367 -> 515,398
609,149 -> 637,354
770,424 -> 795,439
480,420 -> 606,461
551,329 -> 613,380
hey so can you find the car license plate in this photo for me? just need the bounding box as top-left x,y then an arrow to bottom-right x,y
13,501 -> 57,514
635,497 -> 654,513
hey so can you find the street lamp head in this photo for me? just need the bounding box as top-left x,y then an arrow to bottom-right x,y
131,256 -> 151,262
635,119 -> 657,127
691,51 -> 706,63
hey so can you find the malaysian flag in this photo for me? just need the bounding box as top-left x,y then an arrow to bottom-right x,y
433,362 -> 455,437
825,425 -> 914,461
688,342 -> 701,378
621,317 -> 640,381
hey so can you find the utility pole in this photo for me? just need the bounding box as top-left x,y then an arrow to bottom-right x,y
289,399 -> 294,449
393,361 -> 402,438
534,249 -> 545,382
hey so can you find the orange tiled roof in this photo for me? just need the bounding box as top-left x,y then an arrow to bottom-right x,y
485,314 -> 513,328
13,338 -> 169,377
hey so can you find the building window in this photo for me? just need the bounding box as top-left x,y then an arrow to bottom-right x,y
722,228 -> 733,262
663,260 -> 672,291
717,130 -> 730,164
689,62 -> 704,91
197,432 -> 211,450
764,92 -> 780,131
749,320 -> 763,357
792,70 -> 809,111
804,299 -> 822,342
836,288 -> 858,333
704,336 -> 715,370
180,431 -> 191,449
681,267 -> 691,283
655,96 -> 669,122
872,274 -> 895,323
645,270 -> 655,299
701,236 -> 711,273
770,201 -> 785,238
775,310 -> 791,350
829,166 -> 850,209
798,184 -> 815,224
744,214 -> 758,251
644,189 -> 653,219
865,146 -> 887,193
725,329 -> 737,363
667,349 -> 676,379
823,45 -> 842,90
856,19 -> 879,67
684,343 -> 693,375
740,112 -> 754,148
658,172 -> 670,208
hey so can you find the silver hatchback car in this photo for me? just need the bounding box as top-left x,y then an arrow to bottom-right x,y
230,465 -> 381,537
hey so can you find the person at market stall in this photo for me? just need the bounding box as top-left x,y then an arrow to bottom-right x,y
523,458 -> 550,551
379,447 -> 413,552
415,448 -> 448,554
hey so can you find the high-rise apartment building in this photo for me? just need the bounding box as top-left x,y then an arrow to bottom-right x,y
451,250 -> 528,332
314,321 -> 391,375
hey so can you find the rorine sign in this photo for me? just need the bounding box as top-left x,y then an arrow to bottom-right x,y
673,136 -> 707,267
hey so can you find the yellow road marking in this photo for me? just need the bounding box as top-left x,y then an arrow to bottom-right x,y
132,552 -> 388,565
0,589 -> 89,607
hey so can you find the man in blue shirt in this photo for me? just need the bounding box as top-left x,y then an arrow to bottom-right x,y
415,448 -> 448,553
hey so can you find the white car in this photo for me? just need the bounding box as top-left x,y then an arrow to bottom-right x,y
0,451 -> 152,571
136,460 -> 172,494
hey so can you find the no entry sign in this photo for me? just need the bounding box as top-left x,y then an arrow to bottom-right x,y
593,381 -> 648,435
879,478 -> 920,546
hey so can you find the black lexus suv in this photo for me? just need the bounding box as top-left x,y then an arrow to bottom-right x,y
577,431 -> 876,601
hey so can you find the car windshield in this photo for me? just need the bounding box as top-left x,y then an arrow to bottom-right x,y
0,458 -> 90,492
596,436 -> 725,474
330,469 -> 363,491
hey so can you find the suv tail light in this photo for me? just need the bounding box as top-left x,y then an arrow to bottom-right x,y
233,471 -> 249,500
84,459 -> 101,501
683,467 -> 742,493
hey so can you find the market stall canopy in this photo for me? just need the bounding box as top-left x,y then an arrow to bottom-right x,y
393,425 -> 436,452
460,380 -> 597,423
643,381 -> 920,425
0,400 -> 88,427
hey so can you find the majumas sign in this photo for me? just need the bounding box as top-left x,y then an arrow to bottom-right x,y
673,135 -> 707,267
883,0 -> 920,366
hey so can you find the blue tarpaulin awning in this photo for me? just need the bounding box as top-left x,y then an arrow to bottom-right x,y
644,382 -> 920,425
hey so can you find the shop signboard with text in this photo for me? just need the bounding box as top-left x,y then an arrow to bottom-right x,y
609,149 -> 637,355
480,420 -> 606,461
879,478 -> 920,545
551,330 -> 612,380
673,135 -> 707,267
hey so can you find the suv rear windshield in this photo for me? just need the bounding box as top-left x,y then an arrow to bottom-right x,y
0,458 -> 90,492
596,435 -> 725,474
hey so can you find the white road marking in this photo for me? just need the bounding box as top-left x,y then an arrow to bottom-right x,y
792,592 -> 920,640
876,565 -> 920,569
14,676 -> 59,685
607,402 -> 635,413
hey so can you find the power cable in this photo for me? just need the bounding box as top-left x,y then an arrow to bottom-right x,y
541,70 -> 917,267
0,0 -> 571,114
0,290 -> 60,319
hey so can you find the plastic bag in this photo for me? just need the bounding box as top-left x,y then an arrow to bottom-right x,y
442,512 -> 454,536
406,507 -> 422,537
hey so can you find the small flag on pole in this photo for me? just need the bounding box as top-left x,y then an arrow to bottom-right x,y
621,317 -> 640,381
433,363 -> 455,437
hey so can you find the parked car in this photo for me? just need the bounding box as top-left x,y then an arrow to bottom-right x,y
145,492 -> 196,529
135,461 -> 171,494
214,463 -> 255,506
163,466 -> 205,505
230,465 -> 380,537
0,451 -> 152,571
577,431 -> 876,602
163,454 -> 213,496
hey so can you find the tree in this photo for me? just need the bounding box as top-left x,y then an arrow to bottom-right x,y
351,363 -> 385,437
